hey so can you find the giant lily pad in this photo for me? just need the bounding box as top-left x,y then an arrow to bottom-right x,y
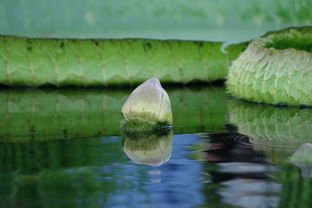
1,0 -> 311,44
227,27 -> 312,106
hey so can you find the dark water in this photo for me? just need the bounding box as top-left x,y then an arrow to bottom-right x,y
0,133 -> 311,208
0,87 -> 311,208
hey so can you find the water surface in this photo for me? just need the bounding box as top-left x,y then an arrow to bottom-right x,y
0,87 -> 311,208
0,133 -> 311,208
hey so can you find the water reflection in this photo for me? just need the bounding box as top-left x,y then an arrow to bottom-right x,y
227,98 -> 312,179
0,137 -> 128,207
290,143 -> 312,178
198,133 -> 280,208
0,134 -> 203,208
0,132 -> 311,208
0,94 -> 311,207
0,87 -> 226,142
228,99 -> 312,149
121,130 -> 173,166
225,99 -> 312,208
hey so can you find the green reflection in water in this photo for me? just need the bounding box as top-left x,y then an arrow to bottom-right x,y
275,163 -> 312,208
0,137 -> 125,174
121,129 -> 173,166
11,167 -> 108,208
0,89 -> 127,142
0,87 -> 226,142
228,99 -> 312,149
0,137 -> 132,207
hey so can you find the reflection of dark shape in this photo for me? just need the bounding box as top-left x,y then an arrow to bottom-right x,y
200,133 -> 280,208
203,133 -> 268,184
121,129 -> 173,166
204,133 -> 264,164
224,123 -> 239,133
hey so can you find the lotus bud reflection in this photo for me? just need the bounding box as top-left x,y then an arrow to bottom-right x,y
121,130 -> 173,166
121,78 -> 173,131
290,143 -> 312,178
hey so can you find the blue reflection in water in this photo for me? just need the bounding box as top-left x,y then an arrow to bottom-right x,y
199,133 -> 280,208
0,133 -> 311,208
108,134 -> 203,208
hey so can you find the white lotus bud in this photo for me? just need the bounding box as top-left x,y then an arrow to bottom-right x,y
121,78 -> 173,126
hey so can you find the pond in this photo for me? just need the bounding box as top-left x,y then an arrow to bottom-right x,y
0,87 -> 311,208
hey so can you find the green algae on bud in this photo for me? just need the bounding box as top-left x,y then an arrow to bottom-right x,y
226,27 -> 312,106
121,130 -> 173,166
121,78 -> 173,131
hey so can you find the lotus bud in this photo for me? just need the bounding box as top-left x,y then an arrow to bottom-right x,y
122,130 -> 173,166
121,78 -> 173,131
